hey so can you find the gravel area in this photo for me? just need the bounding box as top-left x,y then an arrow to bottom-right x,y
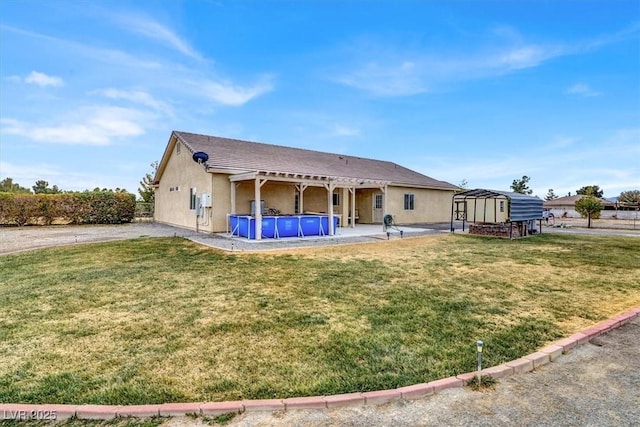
0,222 -> 445,255
0,223 -> 189,255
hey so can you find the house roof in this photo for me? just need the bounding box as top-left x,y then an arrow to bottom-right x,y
543,195 -> 615,207
157,131 -> 458,190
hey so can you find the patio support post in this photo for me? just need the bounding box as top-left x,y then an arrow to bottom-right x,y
341,187 -> 348,228
325,182 -> 336,235
230,182 -> 237,214
350,186 -> 356,228
297,184 -> 307,214
383,184 -> 388,220
254,176 -> 262,240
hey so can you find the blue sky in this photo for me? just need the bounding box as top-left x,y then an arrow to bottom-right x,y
1,0 -> 639,199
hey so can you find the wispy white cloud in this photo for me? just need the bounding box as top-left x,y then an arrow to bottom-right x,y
0,106 -> 148,146
24,71 -> 64,87
336,60 -> 427,96
333,23 -> 636,97
547,136 -> 581,149
196,75 -> 274,106
334,42 -> 563,96
1,24 -> 162,69
566,83 -> 601,97
7,71 -> 65,87
92,88 -> 173,116
331,124 -> 360,137
494,45 -> 560,70
115,15 -> 203,61
2,24 -> 271,110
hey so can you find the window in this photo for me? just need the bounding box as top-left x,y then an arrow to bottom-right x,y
333,193 -> 340,206
404,193 -> 415,210
294,193 -> 300,214
189,188 -> 197,210
500,200 -> 505,213
176,143 -> 181,154
374,194 -> 383,209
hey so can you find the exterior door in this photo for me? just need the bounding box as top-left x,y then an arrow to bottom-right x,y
373,193 -> 384,223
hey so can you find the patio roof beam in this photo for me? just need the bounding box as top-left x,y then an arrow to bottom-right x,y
230,170 -> 389,187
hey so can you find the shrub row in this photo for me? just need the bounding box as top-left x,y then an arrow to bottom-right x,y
0,192 -> 136,226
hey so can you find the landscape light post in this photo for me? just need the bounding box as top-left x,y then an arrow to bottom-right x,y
476,340 -> 484,383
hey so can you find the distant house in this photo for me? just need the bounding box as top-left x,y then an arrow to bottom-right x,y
152,131 -> 458,238
543,195 -> 617,219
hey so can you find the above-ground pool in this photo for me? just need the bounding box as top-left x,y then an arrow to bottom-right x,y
228,214 -> 339,239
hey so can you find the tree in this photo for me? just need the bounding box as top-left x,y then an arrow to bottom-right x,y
32,180 -> 61,194
576,185 -> 603,198
0,177 -> 31,193
545,189 -> 559,201
618,190 -> 640,206
510,175 -> 533,195
455,178 -> 469,193
575,195 -> 604,228
138,161 -> 158,203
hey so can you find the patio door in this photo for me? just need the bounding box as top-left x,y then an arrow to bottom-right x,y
373,193 -> 384,223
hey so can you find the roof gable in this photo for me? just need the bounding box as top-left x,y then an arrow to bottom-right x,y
158,131 -> 457,190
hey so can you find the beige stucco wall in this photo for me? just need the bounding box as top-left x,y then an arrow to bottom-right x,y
234,181 -> 297,215
154,140 -> 214,232
211,174 -> 232,231
385,186 -> 454,224
302,186 -> 332,213
354,187 -> 454,224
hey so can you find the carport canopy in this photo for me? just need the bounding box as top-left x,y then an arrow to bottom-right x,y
451,188 -> 544,231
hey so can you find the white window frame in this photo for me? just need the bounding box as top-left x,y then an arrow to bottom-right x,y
404,193 -> 415,210
374,194 -> 383,209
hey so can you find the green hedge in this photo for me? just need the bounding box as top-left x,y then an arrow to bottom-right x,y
0,192 -> 135,226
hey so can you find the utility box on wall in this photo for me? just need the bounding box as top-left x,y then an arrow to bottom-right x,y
201,193 -> 212,207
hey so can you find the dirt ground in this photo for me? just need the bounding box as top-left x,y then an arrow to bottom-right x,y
0,223 -> 189,255
545,216 -> 640,231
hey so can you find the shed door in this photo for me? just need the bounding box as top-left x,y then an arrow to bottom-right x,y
455,201 -> 467,220
373,193 -> 384,223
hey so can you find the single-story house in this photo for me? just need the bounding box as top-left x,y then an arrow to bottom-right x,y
153,131 -> 458,238
543,195 -> 624,219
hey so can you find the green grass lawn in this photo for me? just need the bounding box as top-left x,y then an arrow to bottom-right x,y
1,233 -> 639,405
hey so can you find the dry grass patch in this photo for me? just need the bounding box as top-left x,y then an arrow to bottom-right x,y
0,233 -> 638,404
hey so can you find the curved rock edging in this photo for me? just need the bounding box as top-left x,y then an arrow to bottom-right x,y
2,306 -> 639,421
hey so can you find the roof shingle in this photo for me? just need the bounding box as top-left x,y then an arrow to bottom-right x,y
173,131 -> 457,190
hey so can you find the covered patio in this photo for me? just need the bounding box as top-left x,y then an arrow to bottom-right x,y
229,170 -> 391,240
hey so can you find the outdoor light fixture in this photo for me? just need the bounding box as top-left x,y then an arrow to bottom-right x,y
476,340 -> 484,382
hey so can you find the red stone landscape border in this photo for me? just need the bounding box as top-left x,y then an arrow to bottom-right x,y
2,306 -> 639,421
